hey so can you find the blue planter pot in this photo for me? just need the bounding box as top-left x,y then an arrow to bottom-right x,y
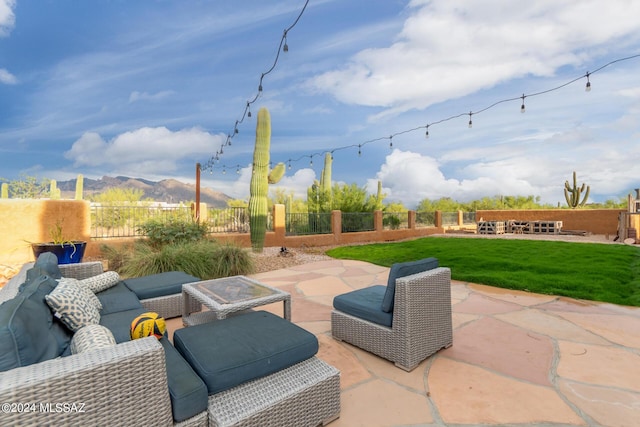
31,241 -> 87,264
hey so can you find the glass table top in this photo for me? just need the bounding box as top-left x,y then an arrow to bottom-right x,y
191,276 -> 278,304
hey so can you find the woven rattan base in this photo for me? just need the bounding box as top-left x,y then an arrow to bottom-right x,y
207,356 -> 340,427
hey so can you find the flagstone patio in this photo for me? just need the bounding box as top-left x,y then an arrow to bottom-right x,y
167,259 -> 640,427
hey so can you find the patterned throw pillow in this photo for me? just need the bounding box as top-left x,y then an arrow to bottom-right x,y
79,271 -> 121,294
60,277 -> 103,310
45,278 -> 101,331
70,324 -> 116,354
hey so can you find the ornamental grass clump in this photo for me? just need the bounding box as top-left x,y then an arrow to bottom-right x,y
101,218 -> 253,279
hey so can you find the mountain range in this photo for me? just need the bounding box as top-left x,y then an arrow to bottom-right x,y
57,176 -> 231,207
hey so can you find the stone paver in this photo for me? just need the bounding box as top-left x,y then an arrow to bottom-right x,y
167,259 -> 640,426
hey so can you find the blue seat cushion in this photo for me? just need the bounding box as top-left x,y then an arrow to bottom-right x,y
99,308 -> 147,343
158,337 -> 208,423
122,271 -> 200,300
173,311 -> 319,394
0,274 -> 63,371
333,285 -> 392,327
381,257 -> 439,313
96,282 -> 143,315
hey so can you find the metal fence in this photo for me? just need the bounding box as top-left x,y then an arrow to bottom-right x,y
382,212 -> 408,230
91,204 -> 271,238
206,207 -> 250,233
441,211 -> 459,226
286,212 -> 332,236
462,211 -> 476,225
341,212 -> 374,233
415,211 -> 436,227
91,204 -> 192,238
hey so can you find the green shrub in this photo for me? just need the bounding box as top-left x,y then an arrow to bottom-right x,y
100,243 -> 134,272
138,218 -> 208,249
118,240 -> 253,279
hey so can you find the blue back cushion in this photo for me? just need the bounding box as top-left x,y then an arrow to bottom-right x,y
381,257 -> 438,313
0,274 -> 63,371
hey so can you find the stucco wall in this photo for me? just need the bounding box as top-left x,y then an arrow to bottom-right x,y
0,199 -> 91,274
476,209 -> 623,236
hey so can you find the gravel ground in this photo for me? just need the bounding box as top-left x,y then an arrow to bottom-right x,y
249,246 -> 334,274
249,233 -> 626,273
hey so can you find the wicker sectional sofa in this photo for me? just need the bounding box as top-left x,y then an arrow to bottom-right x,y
0,255 -> 340,426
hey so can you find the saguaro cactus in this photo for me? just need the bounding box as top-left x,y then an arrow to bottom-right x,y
319,153 -> 333,211
75,174 -> 84,200
248,107 -> 285,252
564,171 -> 590,208
49,179 -> 61,199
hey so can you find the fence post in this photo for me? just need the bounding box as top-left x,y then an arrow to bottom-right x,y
435,210 -> 443,228
272,204 -> 286,246
458,210 -> 464,226
408,210 -> 416,229
374,210 -> 383,231
332,210 -> 342,243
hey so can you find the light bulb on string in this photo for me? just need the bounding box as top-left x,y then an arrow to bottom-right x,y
234,121 -> 239,134
520,94 -> 526,113
288,160 -> 292,170
585,72 -> 591,92
425,125 -> 429,139
283,31 -> 289,52
358,144 -> 362,157
389,136 -> 393,149
468,112 -> 473,128
247,102 -> 252,118
236,166 -> 240,174
222,166 -> 226,175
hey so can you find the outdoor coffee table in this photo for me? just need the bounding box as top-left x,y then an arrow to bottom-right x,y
182,275 -> 291,327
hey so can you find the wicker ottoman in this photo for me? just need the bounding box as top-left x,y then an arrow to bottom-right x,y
174,311 -> 341,426
208,356 -> 340,427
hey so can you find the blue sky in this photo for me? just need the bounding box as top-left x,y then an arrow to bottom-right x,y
1,0 -> 639,208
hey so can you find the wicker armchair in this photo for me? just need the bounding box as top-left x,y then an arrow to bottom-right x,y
331,267 -> 453,371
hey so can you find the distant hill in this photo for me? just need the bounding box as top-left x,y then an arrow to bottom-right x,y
57,176 -> 231,207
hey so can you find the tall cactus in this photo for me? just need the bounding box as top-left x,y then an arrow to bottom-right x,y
248,107 -> 285,252
49,179 -> 61,199
1,183 -> 8,198
564,171 -> 590,208
319,153 -> 333,211
75,174 -> 84,200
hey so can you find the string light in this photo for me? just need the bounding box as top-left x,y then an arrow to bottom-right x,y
389,135 -> 393,149
207,53 -> 640,175
199,0 -> 309,173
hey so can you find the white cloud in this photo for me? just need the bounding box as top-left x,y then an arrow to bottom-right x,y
306,0 -> 640,119
215,166 -> 317,201
0,0 -> 15,37
128,90 -> 174,103
64,127 -> 225,175
270,168 -> 317,200
0,68 -> 17,84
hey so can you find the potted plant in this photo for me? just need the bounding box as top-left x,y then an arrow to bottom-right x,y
31,220 -> 87,264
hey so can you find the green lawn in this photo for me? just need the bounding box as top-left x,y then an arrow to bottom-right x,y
326,237 -> 640,307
